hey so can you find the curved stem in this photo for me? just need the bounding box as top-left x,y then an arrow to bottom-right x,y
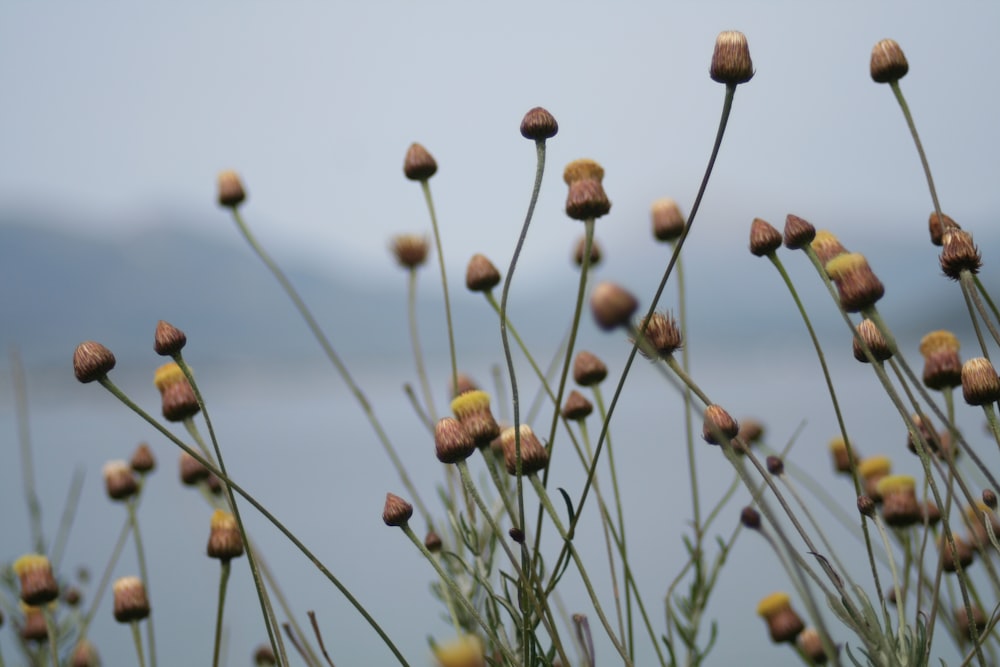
889,80 -> 942,219
419,180 -> 459,395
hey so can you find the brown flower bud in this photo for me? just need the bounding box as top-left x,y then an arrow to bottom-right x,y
154,362 -> 200,421
928,212 -> 960,247
940,534 -> 974,573
13,555 -> 58,606
433,417 -> 476,464
207,509 -> 244,561
961,357 -> 1000,406
70,639 -> 101,667
573,235 -> 602,268
877,475 -> 921,527
920,333 -> 963,391
103,460 -> 139,501
633,311 -> 682,360
424,531 -> 442,553
702,404 -> 739,445
858,456 -> 891,502
73,341 -> 116,383
828,436 -> 857,474
217,170 -> 247,208
783,214 -> 816,250
451,391 -> 501,447
749,218 -> 782,257
738,419 -> 765,445
179,451 -> 210,486
984,489 -> 998,510
500,425 -> 549,475
382,493 -> 413,527
810,230 -> 848,266
710,31 -> 754,85
857,495 -> 876,518
403,143 -> 437,181
563,158 -> 605,185
940,229 -> 982,280
561,390 -> 593,421
590,282 -> 638,331
508,527 -> 525,543
906,413 -> 939,456
740,506 -> 761,529
956,604 -> 988,641
870,39 -> 908,84
20,603 -> 47,642
852,319 -> 892,363
651,198 -> 685,242
390,234 -> 430,269
565,178 -> 611,220
520,106 -> 558,141
766,455 -> 784,476
131,442 -> 156,474
797,628 -> 829,664
254,645 -> 277,666
573,351 -> 608,386
756,592 -> 804,643
448,373 -> 479,398
825,253 -> 885,312
154,320 -> 186,356
112,576 -> 150,623
465,254 -> 501,292
965,501 -> 1000,547
64,587 -> 82,607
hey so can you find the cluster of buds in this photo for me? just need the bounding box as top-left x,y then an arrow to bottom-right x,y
153,361 -> 200,422
563,158 -> 610,221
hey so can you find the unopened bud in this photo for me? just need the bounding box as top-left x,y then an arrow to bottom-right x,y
870,39 -> 908,84
382,493 -> 413,527
403,143 -> 437,181
590,282 -> 638,331
710,31 -> 754,85
112,576 -> 150,623
73,341 -> 116,383
520,106 -> 558,141
217,170 -> 247,208
749,218 -> 782,257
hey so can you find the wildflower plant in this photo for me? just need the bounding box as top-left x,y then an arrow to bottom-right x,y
4,29 -> 1000,667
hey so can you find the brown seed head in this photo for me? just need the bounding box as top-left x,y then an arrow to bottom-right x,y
217,170 -> 247,208
403,143 -> 437,181
424,530 -> 442,553
920,340 -> 963,392
783,214 -> 816,249
207,509 -> 245,561
179,451 -> 211,486
112,576 -> 150,623
103,460 -> 139,501
710,30 -> 754,85
651,198 -> 686,242
825,253 -> 885,312
465,254 -> 501,292
153,320 -> 187,356
13,555 -> 58,606
962,357 -> 1000,406
590,282 -> 638,331
573,350 -> 608,386
130,442 -> 156,474
563,158 -> 605,185
702,404 -> 739,445
573,235 -> 602,268
740,506 -> 761,530
520,106 -> 558,141
633,311 -> 683,360
928,212 -> 960,247
853,319 -> 892,363
810,230 -> 848,266
561,390 -> 594,421
382,493 -> 413,527
70,639 -> 101,667
73,341 -> 116,383
565,178 -> 611,221
391,234 -> 430,269
756,592 -> 804,643
870,39 -> 909,83
749,218 -> 782,257
500,424 -> 550,475
940,229 -> 982,280
434,416 -> 476,464
876,474 -> 921,527
254,645 -> 278,666
160,376 -> 200,422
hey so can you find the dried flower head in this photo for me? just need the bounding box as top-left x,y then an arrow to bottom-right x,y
451,391 -> 500,448
756,592 -> 804,643
920,330 -> 963,391
710,31 -> 754,85
207,509 -> 245,561
749,218 -> 782,257
391,234 -> 430,269
565,178 -> 611,221
590,282 -> 638,331
702,404 -> 739,446
852,319 -> 892,363
520,106 -> 558,141
73,341 -> 116,383
179,451 -> 211,486
563,158 -> 605,185
828,436 -> 857,474
403,143 -> 437,181
940,229 -> 982,280
573,350 -> 608,386
20,603 -> 47,642
928,212 -> 960,247
797,628 -> 829,664
573,235 -> 602,268
13,555 -> 58,606
500,424 -> 549,475
382,493 -> 413,527
434,416 -> 476,464
131,442 -> 156,474
465,254 -> 501,292
103,460 -> 139,501
217,170 -> 247,208
825,253 -> 885,312
870,38 -> 908,83
783,214 -> 816,249
112,576 -> 150,623
961,357 -> 1000,406
153,320 -> 187,357
810,230 -> 848,266
651,198 -> 685,242
561,390 -> 594,421
154,362 -> 200,421
876,474 -> 921,527
633,311 -> 683,360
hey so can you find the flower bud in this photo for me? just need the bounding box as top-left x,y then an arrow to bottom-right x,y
217,170 -> 247,208
434,416 -> 476,464
561,390 -> 593,421
465,254 -> 501,292
651,198 -> 685,242
756,592 -> 804,643
877,475 -> 921,527
710,31 -> 754,85
520,106 -> 558,140
810,230 -> 848,266
424,531 -> 443,553
857,495 -> 876,518
870,39 -> 908,84
961,357 -> 1000,406
113,576 -> 150,623
154,320 -> 186,356
154,362 -> 200,422
828,436 -> 857,474
20,603 -> 47,642
382,493 -> 413,527
179,451 -> 210,486
740,506 -> 761,530
920,330 -> 962,391
590,282 -> 638,331
749,218 -> 782,257
825,253 -> 884,312
565,178 -> 611,220
103,460 -> 139,501
391,234 -> 430,269
940,534 -> 974,573
573,235 -> 602,268
940,229 -> 982,280
633,311 -> 682,359
702,405 -> 739,446
858,455 -> 891,502
70,639 -> 101,667
783,214 -> 816,249
563,159 -> 605,185
131,442 -> 156,474
928,212 -> 960,247
254,645 -> 277,666
797,628 -> 829,664
73,341 -> 116,383
500,425 -> 549,475
13,554 -> 58,606
451,391 -> 500,448
207,509 -> 245,561
852,319 -> 891,363
403,143 -> 437,181
573,351 -> 608,386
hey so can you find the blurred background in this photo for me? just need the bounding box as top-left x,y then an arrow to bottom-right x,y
1,2 -> 999,665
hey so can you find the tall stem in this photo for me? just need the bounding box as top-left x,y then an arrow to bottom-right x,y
420,180 -> 459,395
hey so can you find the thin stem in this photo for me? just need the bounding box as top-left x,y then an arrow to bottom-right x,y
10,348 -> 44,555
407,267 -> 438,422
126,498 -> 157,667
41,609 -> 58,667
229,208 -> 431,525
889,80 -> 942,219
419,179 -> 459,395
130,620 -> 148,667
961,272 -> 1000,354
213,560 -> 232,667
79,516 -> 131,640
51,467 -> 84,573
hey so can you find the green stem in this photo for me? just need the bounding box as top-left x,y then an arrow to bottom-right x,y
130,620 -> 148,667
889,80 -> 942,219
961,271 -> 1000,354
213,561 -> 231,667
127,498 -> 157,667
407,267 -> 438,423
41,609 -> 58,667
10,349 -> 45,555
419,179 -> 459,395
51,467 -> 84,573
